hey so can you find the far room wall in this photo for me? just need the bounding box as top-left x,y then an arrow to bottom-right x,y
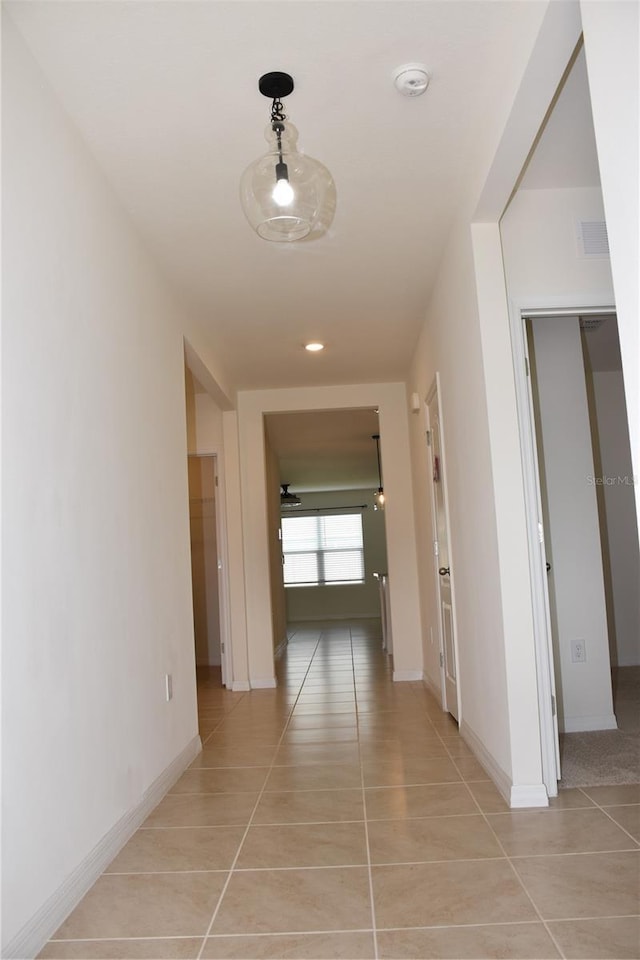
284,489 -> 387,622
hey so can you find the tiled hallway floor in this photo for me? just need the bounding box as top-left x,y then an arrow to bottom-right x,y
40,621 -> 640,959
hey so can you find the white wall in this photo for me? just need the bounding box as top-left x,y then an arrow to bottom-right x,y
284,490 -> 387,622
187,456 -> 221,667
265,431 -> 287,654
581,1 -> 640,528
408,1 -> 587,806
591,371 -> 640,667
222,411 -> 250,690
190,392 -> 224,455
531,317 -> 615,730
1,18 -> 209,953
236,383 -> 422,686
408,222 -> 515,788
500,187 -> 615,306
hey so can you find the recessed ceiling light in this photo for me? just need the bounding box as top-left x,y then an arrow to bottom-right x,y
305,342 -> 324,352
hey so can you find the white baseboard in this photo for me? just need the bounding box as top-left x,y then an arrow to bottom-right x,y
460,721 -> 549,809
459,721 -> 512,804
250,677 -> 277,689
422,671 -> 443,706
3,735 -> 202,960
393,670 -> 423,682
510,784 -> 550,808
231,679 -> 251,692
560,713 -> 618,733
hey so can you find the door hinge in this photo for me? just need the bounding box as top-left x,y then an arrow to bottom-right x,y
524,356 -> 530,377
221,642 -> 225,653
426,430 -> 432,446
440,652 -> 444,668
551,695 -> 556,717
215,475 -> 219,487
538,521 -> 544,544
433,539 -> 439,557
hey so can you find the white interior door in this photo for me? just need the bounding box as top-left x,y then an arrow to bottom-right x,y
427,381 -> 459,720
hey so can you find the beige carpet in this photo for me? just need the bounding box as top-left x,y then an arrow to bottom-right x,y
559,729 -> 639,787
559,666 -> 640,788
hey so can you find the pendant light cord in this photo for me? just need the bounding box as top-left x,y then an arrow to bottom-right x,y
270,98 -> 287,170
270,97 -> 287,124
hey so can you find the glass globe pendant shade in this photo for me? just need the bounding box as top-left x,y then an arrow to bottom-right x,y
240,121 -> 335,242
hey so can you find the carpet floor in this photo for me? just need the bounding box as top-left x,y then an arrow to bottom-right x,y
560,729 -> 639,787
559,666 -> 640,788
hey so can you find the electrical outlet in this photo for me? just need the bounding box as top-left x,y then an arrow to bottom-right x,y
572,641 -> 586,663
165,673 -> 173,701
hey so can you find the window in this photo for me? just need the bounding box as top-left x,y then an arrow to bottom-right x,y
281,513 -> 365,587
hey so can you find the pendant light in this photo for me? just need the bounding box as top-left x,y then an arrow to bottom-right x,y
240,72 -> 335,242
372,434 -> 385,511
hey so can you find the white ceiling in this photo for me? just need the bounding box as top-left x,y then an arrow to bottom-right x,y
8,0 -> 548,392
265,408 -> 382,492
7,1 -> 603,491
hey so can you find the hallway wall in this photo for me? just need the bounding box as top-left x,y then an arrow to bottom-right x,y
407,2 -> 586,805
591,371 -> 640,667
2,18 -> 206,953
581,0 -> 640,525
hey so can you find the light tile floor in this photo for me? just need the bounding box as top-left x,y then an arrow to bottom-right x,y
40,620 -> 640,959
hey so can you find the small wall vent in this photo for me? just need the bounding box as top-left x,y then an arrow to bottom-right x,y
577,220 -> 609,258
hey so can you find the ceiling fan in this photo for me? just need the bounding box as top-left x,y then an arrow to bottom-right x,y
280,483 -> 302,506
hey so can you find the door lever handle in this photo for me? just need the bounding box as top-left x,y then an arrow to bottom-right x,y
438,567 -> 450,576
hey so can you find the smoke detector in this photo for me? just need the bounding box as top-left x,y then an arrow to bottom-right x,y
394,63 -> 430,97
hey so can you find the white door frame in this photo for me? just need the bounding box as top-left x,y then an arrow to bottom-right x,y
426,373 -> 461,721
509,297 -> 616,797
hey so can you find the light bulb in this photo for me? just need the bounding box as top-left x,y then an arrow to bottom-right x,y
272,177 -> 294,206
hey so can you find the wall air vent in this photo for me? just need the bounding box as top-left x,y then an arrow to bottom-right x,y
577,220 -> 609,258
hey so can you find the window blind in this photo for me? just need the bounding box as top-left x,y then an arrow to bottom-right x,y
281,513 -> 365,587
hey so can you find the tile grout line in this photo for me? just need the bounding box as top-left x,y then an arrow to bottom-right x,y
353,626 -> 380,960
199,684 -> 252,747
577,790 -> 640,847
446,751 -> 569,960
193,632 -> 325,960
48,912 -> 640,944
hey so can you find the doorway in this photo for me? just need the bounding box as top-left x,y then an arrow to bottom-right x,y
426,377 -> 459,721
522,308 -> 639,786
187,454 -> 226,686
263,408 -> 389,650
